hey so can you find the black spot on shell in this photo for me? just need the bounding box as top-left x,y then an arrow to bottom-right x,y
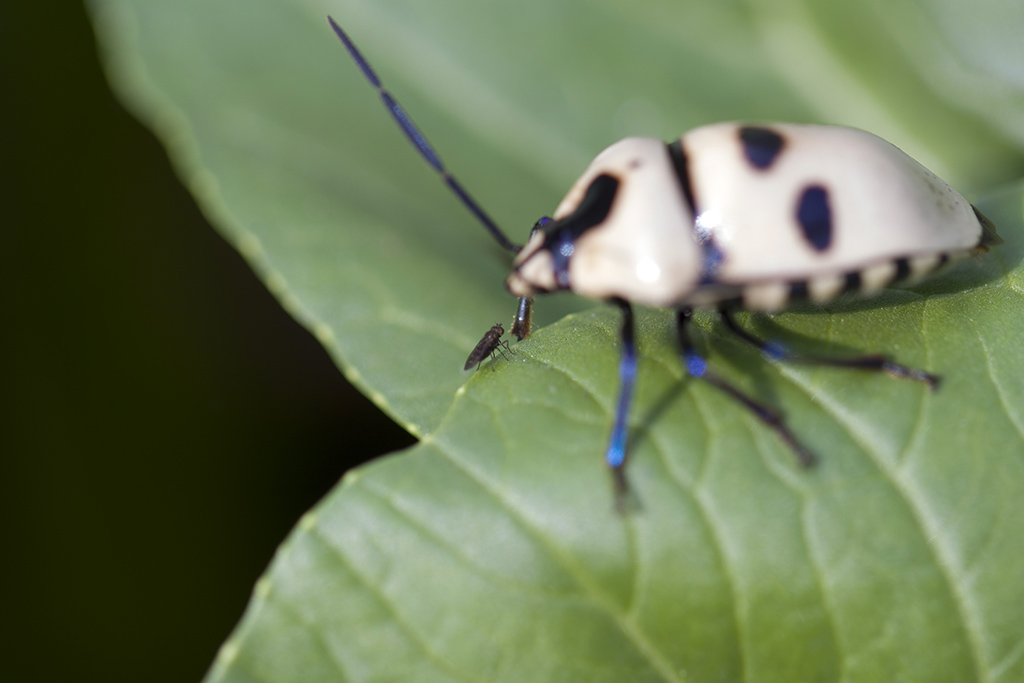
789,281 -> 809,301
666,141 -> 696,214
796,185 -> 833,252
739,126 -> 785,170
843,271 -> 861,294
893,258 -> 912,284
542,174 -> 619,246
541,174 -> 620,288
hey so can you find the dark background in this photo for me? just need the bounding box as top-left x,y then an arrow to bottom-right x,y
2,4 -> 414,680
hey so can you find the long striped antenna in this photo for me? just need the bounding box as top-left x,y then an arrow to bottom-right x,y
327,16 -> 522,253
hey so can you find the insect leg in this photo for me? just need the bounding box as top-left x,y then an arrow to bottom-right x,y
678,309 -> 815,467
489,339 -> 514,370
510,219 -> 548,340
719,308 -> 939,390
606,298 -> 638,499
511,295 -> 534,341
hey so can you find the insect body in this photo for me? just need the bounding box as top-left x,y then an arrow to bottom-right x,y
328,17 -> 1001,499
507,126 -> 999,311
464,323 -> 513,370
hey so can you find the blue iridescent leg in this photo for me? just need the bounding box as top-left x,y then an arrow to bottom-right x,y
607,299 -> 637,498
678,309 -> 815,467
719,308 -> 938,390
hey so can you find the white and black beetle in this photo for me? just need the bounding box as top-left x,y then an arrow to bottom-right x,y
328,18 -> 1001,496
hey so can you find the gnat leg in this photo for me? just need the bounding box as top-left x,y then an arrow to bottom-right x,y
678,309 -> 815,467
719,308 -> 939,390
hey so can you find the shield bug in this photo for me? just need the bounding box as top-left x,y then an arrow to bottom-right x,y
327,17 -> 1000,499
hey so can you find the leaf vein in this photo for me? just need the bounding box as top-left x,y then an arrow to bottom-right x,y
778,366 -> 986,682
432,440 -> 686,683
307,523 -> 481,683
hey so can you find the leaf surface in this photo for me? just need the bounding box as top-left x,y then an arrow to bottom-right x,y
87,0 -> 1024,680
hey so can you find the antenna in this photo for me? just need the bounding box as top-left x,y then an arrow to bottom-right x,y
327,16 -> 522,253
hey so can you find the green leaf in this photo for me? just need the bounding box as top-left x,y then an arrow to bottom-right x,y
88,0 -> 1024,680
208,182 -> 1024,683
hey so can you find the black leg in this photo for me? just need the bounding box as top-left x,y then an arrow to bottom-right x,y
510,218 -> 549,341
488,339 -> 513,370
606,299 -> 638,502
719,308 -> 939,390
678,309 -> 815,467
511,295 -> 534,341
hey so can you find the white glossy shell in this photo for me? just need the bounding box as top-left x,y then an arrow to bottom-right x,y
509,137 -> 700,306
507,123 -> 985,311
688,124 -> 980,280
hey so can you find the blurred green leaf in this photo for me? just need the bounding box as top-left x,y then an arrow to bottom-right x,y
88,0 -> 1024,680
